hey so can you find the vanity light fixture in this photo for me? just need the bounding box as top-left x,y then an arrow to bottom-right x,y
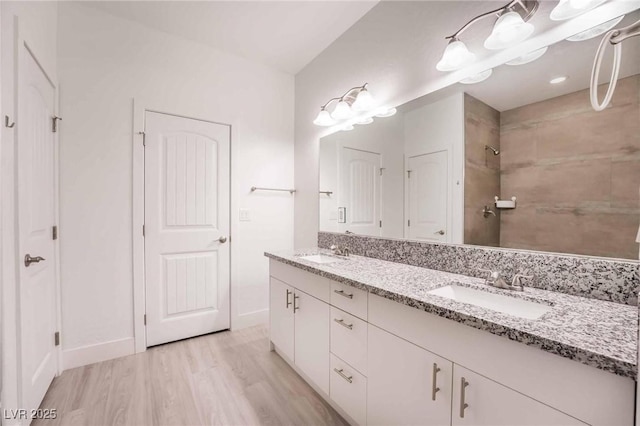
374,107 -> 397,118
437,0 -> 539,71
566,15 -> 625,41
313,83 -> 377,126
460,69 -> 493,84
506,46 -> 548,65
550,0 -> 608,21
550,76 -> 568,84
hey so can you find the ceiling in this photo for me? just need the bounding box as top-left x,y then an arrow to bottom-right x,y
83,0 -> 379,74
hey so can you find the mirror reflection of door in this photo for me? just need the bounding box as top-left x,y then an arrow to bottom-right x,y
407,150 -> 448,242
339,147 -> 382,236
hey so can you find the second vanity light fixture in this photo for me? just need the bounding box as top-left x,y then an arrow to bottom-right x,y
313,83 -> 396,128
436,0 -> 539,72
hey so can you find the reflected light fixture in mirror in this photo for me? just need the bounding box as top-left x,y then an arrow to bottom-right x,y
566,15 -> 625,41
506,46 -> 548,65
340,123 -> 354,131
460,69 -> 493,84
484,11 -> 535,50
374,107 -> 397,118
355,116 -> 374,125
550,0 -> 608,21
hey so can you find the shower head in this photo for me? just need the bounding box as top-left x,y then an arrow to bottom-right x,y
485,145 -> 500,155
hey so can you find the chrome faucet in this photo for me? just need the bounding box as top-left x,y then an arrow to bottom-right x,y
330,245 -> 350,257
478,269 -> 533,291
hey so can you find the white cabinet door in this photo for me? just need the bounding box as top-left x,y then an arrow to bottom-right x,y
368,325 -> 452,426
452,365 -> 586,426
269,278 -> 294,361
294,290 -> 330,394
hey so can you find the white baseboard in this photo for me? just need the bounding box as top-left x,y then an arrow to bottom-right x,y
232,308 -> 269,330
62,337 -> 135,370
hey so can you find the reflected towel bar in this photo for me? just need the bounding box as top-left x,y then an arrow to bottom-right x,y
250,186 -> 296,194
320,191 -> 333,196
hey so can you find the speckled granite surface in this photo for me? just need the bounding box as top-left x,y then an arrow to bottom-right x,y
265,248 -> 638,379
319,232 -> 640,306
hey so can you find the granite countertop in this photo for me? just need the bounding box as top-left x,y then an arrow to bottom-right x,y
265,248 -> 638,379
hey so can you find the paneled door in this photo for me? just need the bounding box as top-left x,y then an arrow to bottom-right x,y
144,112 -> 230,346
17,44 -> 59,420
407,151 -> 448,242
338,147 -> 381,235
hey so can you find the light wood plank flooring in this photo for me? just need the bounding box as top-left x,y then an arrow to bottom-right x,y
35,325 -> 347,426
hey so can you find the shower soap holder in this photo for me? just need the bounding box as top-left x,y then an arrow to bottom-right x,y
494,196 -> 517,209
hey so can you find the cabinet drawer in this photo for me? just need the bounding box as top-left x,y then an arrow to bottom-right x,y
331,307 -> 367,375
270,259 -> 331,302
330,353 -> 367,426
330,281 -> 367,320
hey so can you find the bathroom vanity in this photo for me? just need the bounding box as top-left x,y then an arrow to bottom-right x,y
265,249 -> 636,426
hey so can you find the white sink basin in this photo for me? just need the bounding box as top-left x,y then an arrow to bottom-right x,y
298,254 -> 347,264
427,285 -> 552,320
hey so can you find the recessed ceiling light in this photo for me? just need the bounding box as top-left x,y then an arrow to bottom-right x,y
506,47 -> 548,66
550,76 -> 568,84
566,15 -> 625,42
460,69 -> 493,85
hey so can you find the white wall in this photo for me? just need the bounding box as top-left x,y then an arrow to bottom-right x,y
404,94 -> 465,244
293,1 -> 638,248
57,3 -> 294,367
1,1 -> 58,420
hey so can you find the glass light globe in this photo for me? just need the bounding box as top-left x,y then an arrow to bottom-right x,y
550,0 -> 608,20
352,89 -> 375,112
436,39 -> 476,71
331,100 -> 353,120
313,108 -> 335,126
484,11 -> 535,50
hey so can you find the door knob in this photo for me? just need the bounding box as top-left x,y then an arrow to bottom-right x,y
24,254 -> 45,267
218,236 -> 228,244
435,230 -> 445,235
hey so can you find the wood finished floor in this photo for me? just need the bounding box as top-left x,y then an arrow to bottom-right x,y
35,325 -> 347,426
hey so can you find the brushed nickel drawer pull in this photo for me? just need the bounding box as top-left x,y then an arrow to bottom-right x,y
432,363 -> 441,401
293,294 -> 300,312
333,318 -> 353,330
286,289 -> 292,309
460,377 -> 469,418
333,368 -> 353,383
334,289 -> 353,299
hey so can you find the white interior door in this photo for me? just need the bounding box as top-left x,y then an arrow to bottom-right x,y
17,44 -> 58,419
407,151 -> 448,242
144,112 -> 230,347
338,147 -> 381,236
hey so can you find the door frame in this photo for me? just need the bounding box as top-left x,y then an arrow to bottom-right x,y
132,101 -> 233,353
1,16 -> 62,419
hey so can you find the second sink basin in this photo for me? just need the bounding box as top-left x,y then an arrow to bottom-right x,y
298,254 -> 347,264
427,284 -> 552,320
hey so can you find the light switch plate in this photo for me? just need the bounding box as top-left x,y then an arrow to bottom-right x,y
239,208 -> 251,222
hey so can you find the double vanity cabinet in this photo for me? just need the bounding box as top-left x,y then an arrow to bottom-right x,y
267,255 -> 636,426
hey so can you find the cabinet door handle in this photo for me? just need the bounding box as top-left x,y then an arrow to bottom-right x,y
333,289 -> 353,299
333,368 -> 353,383
293,294 -> 300,312
286,289 -> 292,309
333,318 -> 353,330
460,377 -> 469,418
432,363 -> 441,401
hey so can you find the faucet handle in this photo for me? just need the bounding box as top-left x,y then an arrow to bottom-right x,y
512,272 -> 533,288
477,268 -> 500,283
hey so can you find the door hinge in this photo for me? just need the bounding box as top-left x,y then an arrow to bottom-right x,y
54,331 -> 60,346
52,225 -> 58,240
407,170 -> 412,178
142,225 -> 145,236
138,131 -> 146,146
408,219 -> 411,227
380,168 -> 385,176
144,314 -> 147,325
379,220 -> 382,228
52,116 -> 62,133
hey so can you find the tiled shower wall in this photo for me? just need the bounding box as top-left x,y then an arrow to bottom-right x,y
318,231 -> 639,305
499,75 -> 640,259
464,94 -> 501,247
